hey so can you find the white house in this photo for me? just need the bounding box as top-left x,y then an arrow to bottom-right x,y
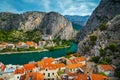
97,65 -> 115,77
38,40 -> 46,48
42,35 -> 53,40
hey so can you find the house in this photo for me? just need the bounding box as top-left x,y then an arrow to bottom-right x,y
69,56 -> 86,65
42,35 -> 53,40
90,74 -> 109,80
0,73 -> 15,80
14,68 -> 25,80
6,44 -> 15,49
0,62 -> 6,72
38,40 -> 46,48
67,63 -> 84,73
68,73 -> 89,80
4,64 -> 16,73
16,42 -> 28,49
37,57 -> 66,80
97,65 -> 115,77
26,41 -> 38,49
0,44 -> 6,50
24,62 -> 37,73
24,72 -> 44,80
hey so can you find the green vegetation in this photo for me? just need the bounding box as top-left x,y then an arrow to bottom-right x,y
99,72 -> 106,76
99,48 -> 106,57
107,43 -> 118,52
57,70 -> 63,75
90,34 -> 97,41
99,22 -> 107,31
0,47 -> 39,53
0,29 -> 41,43
91,56 -> 100,63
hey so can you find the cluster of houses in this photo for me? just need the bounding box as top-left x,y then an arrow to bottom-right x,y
0,53 -> 117,80
0,35 -> 57,52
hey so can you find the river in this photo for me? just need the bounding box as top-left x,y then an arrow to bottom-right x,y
0,43 -> 78,65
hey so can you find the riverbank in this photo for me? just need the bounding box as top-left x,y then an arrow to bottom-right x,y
0,45 -> 70,55
0,43 -> 78,65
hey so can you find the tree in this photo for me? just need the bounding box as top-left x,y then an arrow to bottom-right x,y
108,43 -> 118,52
99,22 -> 107,31
90,35 -> 97,42
99,48 -> 106,57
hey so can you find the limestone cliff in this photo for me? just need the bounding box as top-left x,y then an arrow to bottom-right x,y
76,0 -> 120,42
0,11 -> 76,40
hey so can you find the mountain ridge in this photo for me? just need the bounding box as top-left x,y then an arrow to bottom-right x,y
0,11 -> 76,40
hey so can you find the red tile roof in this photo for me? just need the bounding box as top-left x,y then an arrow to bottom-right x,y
25,72 -> 44,80
14,68 -> 25,74
91,74 -> 109,80
68,63 -> 83,69
37,58 -> 65,70
68,73 -> 88,80
100,65 -> 114,71
24,63 -> 37,71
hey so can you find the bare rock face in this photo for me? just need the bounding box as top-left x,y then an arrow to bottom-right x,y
0,11 -> 75,40
19,12 -> 45,31
77,15 -> 120,56
40,12 -> 76,40
76,0 -> 120,42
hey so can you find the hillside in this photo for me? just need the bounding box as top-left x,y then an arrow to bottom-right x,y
0,11 -> 76,41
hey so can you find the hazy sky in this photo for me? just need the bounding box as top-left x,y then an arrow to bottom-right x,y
0,0 -> 100,16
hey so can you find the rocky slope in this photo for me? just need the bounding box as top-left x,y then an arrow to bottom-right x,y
76,0 -> 120,42
78,15 -> 120,55
77,0 -> 120,70
0,11 -> 76,40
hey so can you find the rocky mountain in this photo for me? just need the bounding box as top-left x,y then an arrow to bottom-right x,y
76,0 -> 120,42
0,11 -> 76,40
77,0 -> 120,72
65,15 -> 89,26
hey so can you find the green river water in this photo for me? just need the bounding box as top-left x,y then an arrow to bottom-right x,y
0,43 -> 78,65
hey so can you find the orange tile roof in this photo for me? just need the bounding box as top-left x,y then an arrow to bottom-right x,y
1,65 -> 6,71
25,72 -> 44,80
26,41 -> 34,45
55,63 -> 66,68
68,73 -> 88,80
1,42 -> 8,45
74,56 -> 86,62
14,68 -> 25,74
0,78 -> 4,80
91,74 -> 109,80
24,63 -> 37,71
70,60 -> 75,64
100,65 -> 114,71
70,56 -> 86,64
68,63 -> 83,69
37,59 -> 65,70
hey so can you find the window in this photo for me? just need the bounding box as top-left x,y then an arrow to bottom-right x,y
17,76 -> 19,79
43,73 -> 45,75
52,73 -> 54,75
46,69 -> 48,71
48,73 -> 50,77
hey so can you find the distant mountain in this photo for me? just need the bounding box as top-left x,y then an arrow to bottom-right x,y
65,15 -> 89,30
65,15 -> 89,26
